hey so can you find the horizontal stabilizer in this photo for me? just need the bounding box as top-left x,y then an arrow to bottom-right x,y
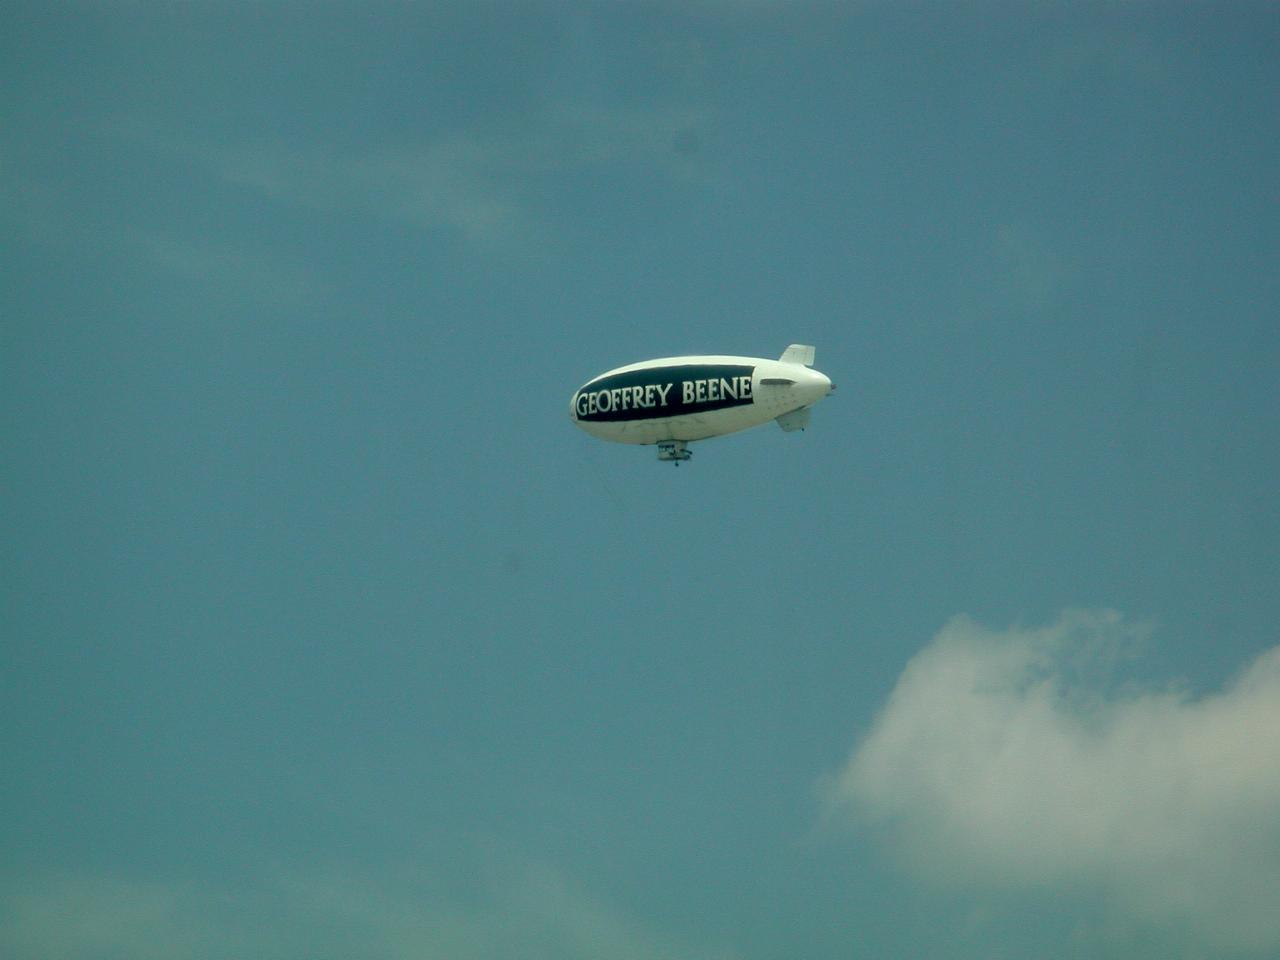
779,344 -> 815,366
776,407 -> 811,432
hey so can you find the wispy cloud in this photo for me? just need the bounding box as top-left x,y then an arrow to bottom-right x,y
990,222 -> 1065,315
0,875 -> 213,960
0,861 -> 735,960
828,610 -> 1280,954
1042,32 -> 1171,91
3,166 -> 321,306
113,102 -> 707,253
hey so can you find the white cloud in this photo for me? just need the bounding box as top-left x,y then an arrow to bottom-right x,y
829,610 -> 1280,954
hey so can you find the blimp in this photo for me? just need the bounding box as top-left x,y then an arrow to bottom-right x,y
569,344 -> 834,462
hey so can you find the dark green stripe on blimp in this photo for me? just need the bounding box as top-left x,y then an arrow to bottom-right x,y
574,363 -> 755,422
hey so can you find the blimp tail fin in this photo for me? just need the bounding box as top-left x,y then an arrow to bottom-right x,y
779,344 -> 815,366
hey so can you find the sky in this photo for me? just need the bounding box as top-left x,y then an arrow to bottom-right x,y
3,2 -> 1278,958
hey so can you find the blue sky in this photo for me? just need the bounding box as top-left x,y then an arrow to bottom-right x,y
3,3 -> 1278,957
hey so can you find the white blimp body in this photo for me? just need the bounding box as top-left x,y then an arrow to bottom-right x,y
569,344 -> 834,462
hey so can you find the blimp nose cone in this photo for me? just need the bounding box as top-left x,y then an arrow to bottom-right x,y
806,368 -> 833,398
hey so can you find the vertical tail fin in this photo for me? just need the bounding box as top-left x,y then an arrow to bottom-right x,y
779,344 -> 816,366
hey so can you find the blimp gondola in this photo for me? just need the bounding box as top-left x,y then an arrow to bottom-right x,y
569,344 -> 834,463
